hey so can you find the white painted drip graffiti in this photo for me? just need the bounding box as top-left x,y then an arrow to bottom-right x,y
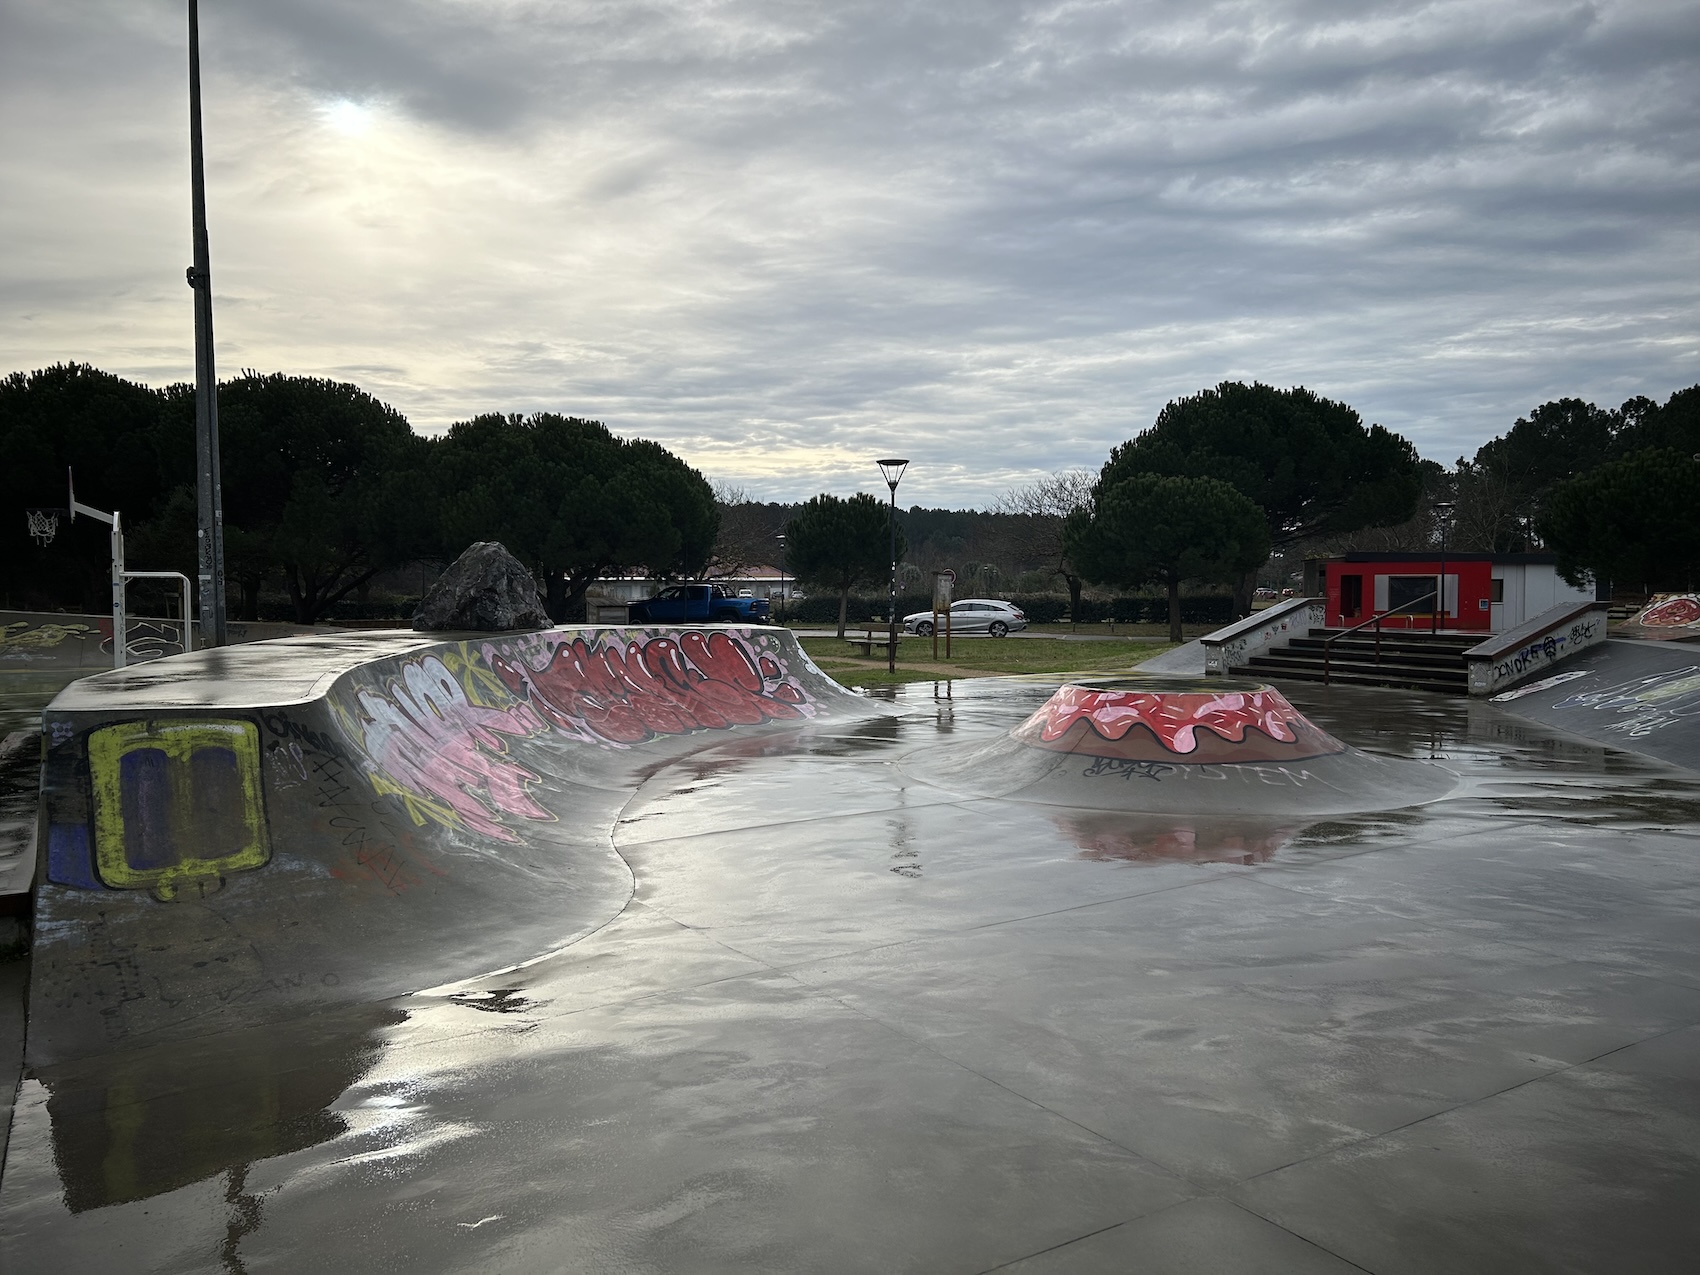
1552,664 -> 1700,737
1490,670 -> 1590,702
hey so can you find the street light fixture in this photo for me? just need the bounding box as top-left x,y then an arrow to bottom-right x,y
876,459 -> 909,673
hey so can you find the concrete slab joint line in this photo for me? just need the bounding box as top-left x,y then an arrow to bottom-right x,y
3,627 -> 1698,1271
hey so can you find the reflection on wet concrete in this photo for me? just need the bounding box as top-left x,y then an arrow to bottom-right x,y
8,671 -> 1700,1273
447,988 -> 538,1014
36,1004 -> 404,1214
1057,812 -> 1302,865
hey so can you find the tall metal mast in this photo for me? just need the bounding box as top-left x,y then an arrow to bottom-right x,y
187,0 -> 228,646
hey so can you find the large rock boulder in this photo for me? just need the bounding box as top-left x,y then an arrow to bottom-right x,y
413,542 -> 551,632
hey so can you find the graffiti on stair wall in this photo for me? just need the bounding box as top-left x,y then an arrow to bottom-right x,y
1468,613 -> 1606,695
1204,600 -> 1325,675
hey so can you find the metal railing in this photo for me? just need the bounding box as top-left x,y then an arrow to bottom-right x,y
1323,590 -> 1437,685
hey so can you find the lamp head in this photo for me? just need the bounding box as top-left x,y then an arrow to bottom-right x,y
876,458 -> 909,491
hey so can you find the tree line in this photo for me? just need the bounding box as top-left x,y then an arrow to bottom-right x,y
0,364 -> 717,623
8,363 -> 1691,636
768,380 -> 1699,644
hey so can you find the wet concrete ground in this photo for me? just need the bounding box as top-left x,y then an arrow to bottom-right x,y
3,676 -> 1698,1272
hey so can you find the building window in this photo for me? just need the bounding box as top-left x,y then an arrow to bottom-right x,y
1388,575 -> 1439,613
1489,578 -> 1505,603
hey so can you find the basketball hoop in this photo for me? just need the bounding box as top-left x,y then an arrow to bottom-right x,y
26,508 -> 64,547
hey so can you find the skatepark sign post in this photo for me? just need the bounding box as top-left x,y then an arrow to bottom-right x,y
932,569 -> 955,660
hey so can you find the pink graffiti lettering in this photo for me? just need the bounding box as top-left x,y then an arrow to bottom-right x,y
486,630 -> 810,748
353,656 -> 550,842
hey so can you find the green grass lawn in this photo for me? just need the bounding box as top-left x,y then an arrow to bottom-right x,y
800,636 -> 1178,686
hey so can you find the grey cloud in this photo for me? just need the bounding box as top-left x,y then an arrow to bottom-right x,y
1,0 -> 1696,505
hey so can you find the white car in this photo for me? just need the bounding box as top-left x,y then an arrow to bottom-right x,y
903,598 -> 1028,637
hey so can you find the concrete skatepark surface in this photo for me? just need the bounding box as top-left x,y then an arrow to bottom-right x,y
2,626 -> 1698,1272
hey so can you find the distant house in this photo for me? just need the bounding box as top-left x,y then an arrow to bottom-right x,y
1305,552 -> 1595,633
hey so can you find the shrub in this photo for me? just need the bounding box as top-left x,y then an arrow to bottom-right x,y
1146,595 -> 1235,625
1006,594 -> 1068,624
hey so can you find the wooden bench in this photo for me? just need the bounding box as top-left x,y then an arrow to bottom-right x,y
845,628 -> 897,658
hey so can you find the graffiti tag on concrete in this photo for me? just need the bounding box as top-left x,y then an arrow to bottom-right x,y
485,629 -> 812,748
0,619 -> 94,662
1552,664 -> 1700,738
1490,669 -> 1591,702
1480,618 -> 1604,692
345,655 -> 550,844
85,718 -> 269,899
1082,757 -> 1174,782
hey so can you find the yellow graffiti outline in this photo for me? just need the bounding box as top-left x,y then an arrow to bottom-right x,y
366,769 -> 461,829
88,719 -> 268,898
331,649 -> 549,839
436,642 -> 523,711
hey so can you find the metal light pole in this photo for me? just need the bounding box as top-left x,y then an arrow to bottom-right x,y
187,0 -> 228,646
1432,500 -> 1455,635
876,459 -> 909,673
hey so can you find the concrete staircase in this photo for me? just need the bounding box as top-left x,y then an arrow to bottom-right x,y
1235,628 -> 1476,694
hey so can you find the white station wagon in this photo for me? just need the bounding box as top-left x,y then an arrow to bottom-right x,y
902,598 -> 1028,637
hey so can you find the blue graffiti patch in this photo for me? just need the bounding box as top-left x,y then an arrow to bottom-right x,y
47,822 -> 101,890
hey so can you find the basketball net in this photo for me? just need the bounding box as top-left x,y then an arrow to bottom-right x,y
26,509 -> 59,546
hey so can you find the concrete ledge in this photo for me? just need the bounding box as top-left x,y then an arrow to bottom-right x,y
1464,601 -> 1610,695
1200,597 -> 1325,674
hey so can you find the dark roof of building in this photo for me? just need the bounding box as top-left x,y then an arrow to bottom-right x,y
1315,552 -> 1559,565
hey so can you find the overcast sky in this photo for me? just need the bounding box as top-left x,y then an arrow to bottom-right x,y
3,0 -> 1697,506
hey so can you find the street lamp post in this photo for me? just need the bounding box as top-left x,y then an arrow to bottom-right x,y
186,0 -> 228,646
876,459 -> 909,674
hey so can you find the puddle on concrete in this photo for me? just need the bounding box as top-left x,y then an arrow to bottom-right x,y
27,1004 -> 406,1214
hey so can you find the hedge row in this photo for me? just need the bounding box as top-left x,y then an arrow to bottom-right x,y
778,592 -> 1237,626
252,591 -> 1240,626
255,598 -> 422,622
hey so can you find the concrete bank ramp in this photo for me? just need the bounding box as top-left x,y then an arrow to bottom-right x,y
29,625 -> 875,1066
1486,637 -> 1700,770
904,675 -> 1456,815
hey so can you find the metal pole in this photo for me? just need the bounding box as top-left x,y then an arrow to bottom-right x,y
1432,503 -> 1454,636
1435,544 -> 1447,635
887,486 -> 898,673
111,511 -> 127,670
124,571 -> 197,653
188,0 -> 228,647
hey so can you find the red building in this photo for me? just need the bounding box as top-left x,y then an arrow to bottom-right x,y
1308,552 -> 1595,633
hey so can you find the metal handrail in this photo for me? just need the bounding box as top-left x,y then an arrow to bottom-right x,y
1323,590 -> 1437,685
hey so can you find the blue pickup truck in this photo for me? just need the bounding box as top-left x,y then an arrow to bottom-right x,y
626,584 -> 772,625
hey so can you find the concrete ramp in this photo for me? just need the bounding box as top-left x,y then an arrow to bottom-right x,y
904,675 -> 1456,815
1485,637 -> 1700,770
28,625 -> 873,1065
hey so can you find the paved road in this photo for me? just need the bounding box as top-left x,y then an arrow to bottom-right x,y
793,627 -> 1176,643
